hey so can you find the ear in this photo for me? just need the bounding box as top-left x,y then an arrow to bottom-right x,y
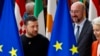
83,9 -> 86,18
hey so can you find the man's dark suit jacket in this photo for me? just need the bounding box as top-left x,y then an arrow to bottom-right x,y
77,19 -> 96,56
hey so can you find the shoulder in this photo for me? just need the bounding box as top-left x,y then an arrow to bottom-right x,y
37,34 -> 49,43
20,34 -> 25,37
92,41 -> 98,46
37,34 -> 49,41
84,19 -> 93,29
92,41 -> 99,49
20,34 -> 26,40
20,34 -> 26,38
36,34 -> 49,47
92,40 -> 98,50
85,19 -> 92,26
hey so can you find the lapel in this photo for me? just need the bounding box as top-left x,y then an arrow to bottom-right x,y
78,20 -> 90,43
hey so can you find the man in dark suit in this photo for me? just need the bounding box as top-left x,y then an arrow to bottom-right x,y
70,1 -> 96,56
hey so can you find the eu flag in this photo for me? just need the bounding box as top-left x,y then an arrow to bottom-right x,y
0,0 -> 23,56
48,0 -> 79,56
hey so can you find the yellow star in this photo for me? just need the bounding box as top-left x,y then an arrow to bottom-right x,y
70,45 -> 78,55
0,45 -> 3,52
53,41 -> 63,51
9,47 -> 17,56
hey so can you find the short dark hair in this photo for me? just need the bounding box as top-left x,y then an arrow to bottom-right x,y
24,15 -> 37,25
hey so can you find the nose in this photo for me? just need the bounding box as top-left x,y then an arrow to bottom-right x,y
70,11 -> 76,16
34,27 -> 38,31
93,31 -> 97,35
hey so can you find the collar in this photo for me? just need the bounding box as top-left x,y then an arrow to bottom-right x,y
75,18 -> 86,26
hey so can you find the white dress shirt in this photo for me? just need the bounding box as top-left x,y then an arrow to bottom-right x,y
74,18 -> 86,38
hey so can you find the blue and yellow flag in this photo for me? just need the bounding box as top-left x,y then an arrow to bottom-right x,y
0,0 -> 23,56
48,0 -> 79,56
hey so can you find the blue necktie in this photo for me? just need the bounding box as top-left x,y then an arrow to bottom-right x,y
76,26 -> 80,42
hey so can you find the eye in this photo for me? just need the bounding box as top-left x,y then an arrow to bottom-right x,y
94,29 -> 100,32
70,10 -> 79,14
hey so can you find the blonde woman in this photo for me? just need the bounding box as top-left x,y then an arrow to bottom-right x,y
92,17 -> 100,56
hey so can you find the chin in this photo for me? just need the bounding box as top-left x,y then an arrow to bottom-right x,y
96,37 -> 100,40
33,34 -> 38,36
73,20 -> 78,23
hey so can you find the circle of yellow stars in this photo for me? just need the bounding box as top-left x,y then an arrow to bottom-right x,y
70,45 -> 78,55
53,41 -> 63,51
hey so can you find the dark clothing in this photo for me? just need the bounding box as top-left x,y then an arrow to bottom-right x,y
21,34 -> 49,56
77,20 -> 96,56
